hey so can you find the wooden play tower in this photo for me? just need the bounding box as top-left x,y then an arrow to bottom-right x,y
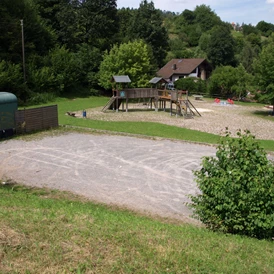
102,76 -> 201,119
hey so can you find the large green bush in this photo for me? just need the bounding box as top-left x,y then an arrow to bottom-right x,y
190,129 -> 274,239
174,77 -> 206,95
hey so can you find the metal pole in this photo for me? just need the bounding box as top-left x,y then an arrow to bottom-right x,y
20,19 -> 26,82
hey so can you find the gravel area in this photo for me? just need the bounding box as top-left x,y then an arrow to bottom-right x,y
82,98 -> 274,140
0,134 -> 216,223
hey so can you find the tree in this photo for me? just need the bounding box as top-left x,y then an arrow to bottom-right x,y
206,25 -> 236,68
0,60 -> 27,101
128,0 -> 169,67
242,23 -> 259,36
256,21 -> 274,37
116,8 -> 136,44
98,40 -> 155,90
238,41 -> 259,73
78,0 -> 118,50
0,0 -> 56,62
28,46 -> 81,95
174,77 -> 206,94
189,129 -> 274,239
168,38 -> 193,58
208,65 -> 252,99
253,43 -> 274,109
198,32 -> 211,54
75,44 -> 102,88
184,24 -> 202,47
181,9 -> 195,25
193,5 -> 222,32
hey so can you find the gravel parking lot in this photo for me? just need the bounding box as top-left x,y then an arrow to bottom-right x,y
0,133 -> 216,223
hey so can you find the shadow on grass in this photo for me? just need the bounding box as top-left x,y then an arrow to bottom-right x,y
252,109 -> 274,120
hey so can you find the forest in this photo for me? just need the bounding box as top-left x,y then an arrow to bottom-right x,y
1,0 -> 274,106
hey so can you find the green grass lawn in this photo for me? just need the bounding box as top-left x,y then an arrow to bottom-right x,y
1,183 -> 274,274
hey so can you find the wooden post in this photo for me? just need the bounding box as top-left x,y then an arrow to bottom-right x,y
116,93 -> 118,112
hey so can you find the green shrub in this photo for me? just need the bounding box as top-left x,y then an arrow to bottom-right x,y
189,129 -> 274,239
174,77 -> 206,95
27,92 -> 56,105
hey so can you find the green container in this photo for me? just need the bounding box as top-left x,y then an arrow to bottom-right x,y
0,92 -> 18,131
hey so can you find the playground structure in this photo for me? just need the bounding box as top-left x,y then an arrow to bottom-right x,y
102,88 -> 201,118
101,76 -> 201,119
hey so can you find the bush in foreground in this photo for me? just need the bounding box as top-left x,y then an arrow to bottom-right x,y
189,129 -> 274,239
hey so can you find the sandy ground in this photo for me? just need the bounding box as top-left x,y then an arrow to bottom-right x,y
0,133 -> 216,224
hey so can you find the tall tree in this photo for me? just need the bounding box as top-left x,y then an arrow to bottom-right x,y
116,8 -> 136,44
256,21 -> 274,37
253,43 -> 274,109
239,41 -> 259,73
79,0 -> 118,50
206,25 -> 236,68
128,0 -> 169,68
0,0 -> 55,62
193,5 -> 222,32
98,40 -> 155,89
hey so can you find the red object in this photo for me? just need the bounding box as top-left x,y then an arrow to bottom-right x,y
214,98 -> 220,103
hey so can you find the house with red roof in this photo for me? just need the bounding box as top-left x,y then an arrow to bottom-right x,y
157,58 -> 211,83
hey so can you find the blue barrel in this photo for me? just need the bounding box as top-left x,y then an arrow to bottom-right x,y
82,110 -> 86,118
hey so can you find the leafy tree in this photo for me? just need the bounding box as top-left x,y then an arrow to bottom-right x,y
0,60 -> 27,101
128,0 -> 169,67
190,129 -> 274,239
193,5 -> 222,32
184,24 -> 202,47
198,32 -> 211,54
75,44 -> 102,88
174,77 -> 206,94
238,41 -> 259,73
253,43 -> 274,108
256,20 -> 274,37
54,1 -> 82,50
78,0 -> 118,50
181,9 -> 195,25
168,38 -> 192,58
208,65 -> 252,99
32,0 -> 67,29
242,23 -> 259,36
98,40 -> 155,89
206,25 -> 236,68
245,33 -> 261,48
28,46 -> 80,95
0,0 -> 56,62
116,8 -> 136,44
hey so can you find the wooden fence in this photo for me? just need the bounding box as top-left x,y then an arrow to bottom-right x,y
15,105 -> 59,133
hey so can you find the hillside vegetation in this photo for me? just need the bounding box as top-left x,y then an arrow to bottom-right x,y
1,1 -> 274,107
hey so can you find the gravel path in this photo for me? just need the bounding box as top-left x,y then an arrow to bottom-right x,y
83,98 -> 274,140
